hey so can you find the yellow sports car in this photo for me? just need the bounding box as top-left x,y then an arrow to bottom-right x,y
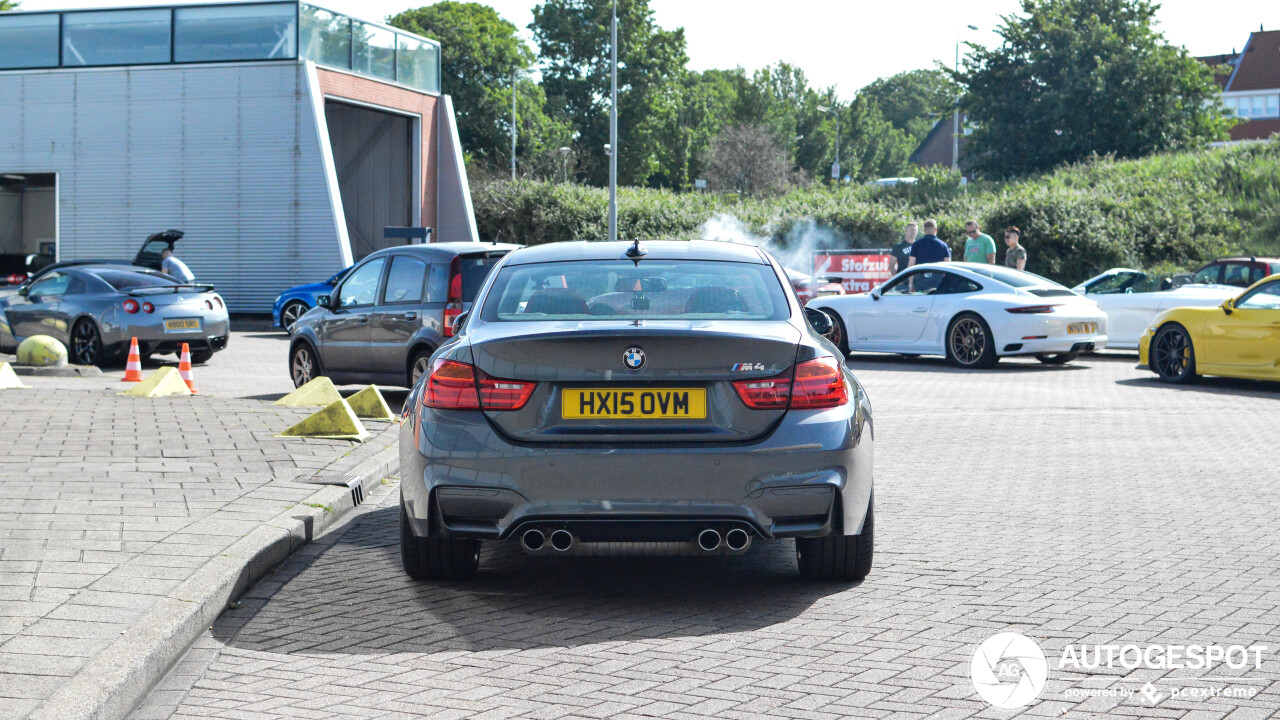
1138,274 -> 1280,383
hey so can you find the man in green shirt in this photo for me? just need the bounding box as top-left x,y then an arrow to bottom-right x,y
962,220 -> 996,264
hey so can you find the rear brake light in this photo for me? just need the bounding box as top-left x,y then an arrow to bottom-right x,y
442,257 -> 463,337
142,302 -> 155,314
423,359 -> 534,411
5,274 -> 25,285
205,300 -> 213,310
1006,305 -> 1059,313
733,357 -> 849,411
215,296 -> 223,308
123,299 -> 140,314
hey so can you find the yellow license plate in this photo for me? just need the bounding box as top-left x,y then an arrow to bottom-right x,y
562,388 -> 706,419
1068,322 -> 1097,335
164,318 -> 201,332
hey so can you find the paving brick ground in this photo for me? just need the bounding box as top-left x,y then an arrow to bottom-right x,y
135,353 -> 1280,719
0,330 -> 397,719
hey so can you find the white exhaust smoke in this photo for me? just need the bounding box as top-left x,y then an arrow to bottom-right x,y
697,213 -> 846,277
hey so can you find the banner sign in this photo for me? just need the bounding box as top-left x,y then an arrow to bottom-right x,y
813,250 -> 894,293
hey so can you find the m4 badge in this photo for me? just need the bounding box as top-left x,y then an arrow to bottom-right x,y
730,363 -> 766,372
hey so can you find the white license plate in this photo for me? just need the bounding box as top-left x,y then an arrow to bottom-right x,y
164,318 -> 202,332
1068,322 -> 1097,335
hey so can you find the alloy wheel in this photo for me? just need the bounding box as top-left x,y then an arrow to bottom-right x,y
291,346 -> 315,387
1152,327 -> 1191,380
282,302 -> 307,331
411,355 -> 431,386
72,321 -> 101,366
949,317 -> 986,365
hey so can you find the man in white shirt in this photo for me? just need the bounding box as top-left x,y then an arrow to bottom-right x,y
160,248 -> 195,283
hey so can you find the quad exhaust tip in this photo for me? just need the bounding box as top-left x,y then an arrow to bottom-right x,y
521,529 -> 546,553
549,529 -> 574,552
697,528 -> 722,552
724,528 -> 750,552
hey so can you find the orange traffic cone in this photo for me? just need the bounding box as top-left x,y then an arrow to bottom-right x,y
178,343 -> 200,394
121,337 -> 143,382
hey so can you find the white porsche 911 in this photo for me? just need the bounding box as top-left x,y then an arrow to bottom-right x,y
807,262 -> 1108,368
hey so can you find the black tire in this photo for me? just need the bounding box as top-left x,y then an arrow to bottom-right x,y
797,497 -> 873,582
823,309 -> 850,356
280,300 -> 309,332
1035,352 -> 1079,365
1150,324 -> 1198,384
70,319 -> 104,367
409,348 -> 434,387
400,502 -> 479,581
289,341 -> 321,388
190,349 -> 214,364
945,313 -> 999,369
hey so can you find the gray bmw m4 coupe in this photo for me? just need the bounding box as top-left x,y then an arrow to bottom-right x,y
398,240 -> 874,581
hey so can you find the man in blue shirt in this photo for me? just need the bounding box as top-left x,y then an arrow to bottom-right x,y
907,219 -> 951,266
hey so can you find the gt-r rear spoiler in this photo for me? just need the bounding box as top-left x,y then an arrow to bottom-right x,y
127,284 -> 215,296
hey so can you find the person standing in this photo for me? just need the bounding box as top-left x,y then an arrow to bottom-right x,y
907,219 -> 951,267
1003,226 -> 1027,271
160,248 -> 195,283
962,220 -> 996,264
889,222 -> 917,274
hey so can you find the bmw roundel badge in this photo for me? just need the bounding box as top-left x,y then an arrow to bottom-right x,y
623,347 -> 646,370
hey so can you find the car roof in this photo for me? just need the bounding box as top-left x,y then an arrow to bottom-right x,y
503,240 -> 768,266
367,242 -> 522,259
911,261 -> 1061,286
1202,257 -> 1280,264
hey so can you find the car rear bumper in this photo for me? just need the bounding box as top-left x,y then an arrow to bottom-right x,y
400,391 -> 874,543
1000,335 -> 1108,355
104,316 -> 230,357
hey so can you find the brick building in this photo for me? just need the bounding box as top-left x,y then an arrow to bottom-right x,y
0,1 -> 476,310
1197,29 -> 1280,142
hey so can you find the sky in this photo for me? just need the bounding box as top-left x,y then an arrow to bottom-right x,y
19,0 -> 1278,98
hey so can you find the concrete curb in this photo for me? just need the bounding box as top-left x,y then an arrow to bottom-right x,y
28,443 -> 400,720
10,364 -> 103,377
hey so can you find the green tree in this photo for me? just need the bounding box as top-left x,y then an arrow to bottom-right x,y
858,69 -> 961,143
958,0 -> 1234,177
650,69 -> 741,190
389,2 -> 569,172
842,96 -> 916,181
531,0 -> 688,187
0,1 -> 19,9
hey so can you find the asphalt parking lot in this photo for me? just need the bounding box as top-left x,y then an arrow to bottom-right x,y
130,351 -> 1280,719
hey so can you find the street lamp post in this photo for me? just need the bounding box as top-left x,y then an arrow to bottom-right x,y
953,24 -> 978,172
511,69 -> 518,180
817,105 -> 839,182
607,0 -> 619,242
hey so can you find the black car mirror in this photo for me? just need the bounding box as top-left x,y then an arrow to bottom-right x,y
316,294 -> 331,309
805,307 -> 834,336
453,311 -> 469,332
17,285 -> 29,298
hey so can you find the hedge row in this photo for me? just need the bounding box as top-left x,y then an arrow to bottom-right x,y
470,138 -> 1280,286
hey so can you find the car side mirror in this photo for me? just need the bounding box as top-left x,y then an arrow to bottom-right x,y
17,285 -> 29,297
1222,298 -> 1234,315
316,294 -> 332,309
805,307 -> 834,336
870,287 -> 881,301
453,311 -> 469,332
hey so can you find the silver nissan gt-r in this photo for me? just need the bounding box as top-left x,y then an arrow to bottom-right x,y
399,240 -> 875,582
0,264 -> 229,366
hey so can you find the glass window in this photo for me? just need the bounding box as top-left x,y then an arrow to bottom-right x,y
397,35 -> 439,92
92,269 -> 178,290
882,270 -> 946,296
28,273 -> 71,299
426,264 -> 448,303
63,9 -> 171,67
481,260 -> 790,322
381,255 -> 427,305
1268,95 -> 1279,118
66,277 -> 87,295
174,3 -> 296,63
1191,265 -> 1221,285
300,4 -> 350,69
1222,263 -> 1252,287
0,13 -> 59,70
965,264 -> 1063,289
1088,271 -> 1145,294
337,258 -> 386,307
1237,281 -> 1280,310
353,21 -> 395,81
936,272 -> 982,295
459,254 -> 506,301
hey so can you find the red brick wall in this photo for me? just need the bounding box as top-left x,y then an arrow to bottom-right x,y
1230,118 -> 1280,141
316,68 -> 439,230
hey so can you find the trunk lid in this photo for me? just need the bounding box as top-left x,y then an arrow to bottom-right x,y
469,320 -> 801,444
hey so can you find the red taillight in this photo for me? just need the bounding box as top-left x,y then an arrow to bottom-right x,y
205,300 -> 213,310
789,357 -> 849,409
733,357 -> 849,411
423,359 -> 535,411
123,299 -> 140,314
215,296 -> 223,308
142,302 -> 155,314
442,257 -> 463,337
1005,305 -> 1059,314
5,274 -> 25,285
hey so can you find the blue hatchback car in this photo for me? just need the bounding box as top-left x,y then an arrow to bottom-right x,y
272,266 -> 351,330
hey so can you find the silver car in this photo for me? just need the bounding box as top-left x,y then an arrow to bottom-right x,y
399,240 -> 875,582
0,264 -> 229,365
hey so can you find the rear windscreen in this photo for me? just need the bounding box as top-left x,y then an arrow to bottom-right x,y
93,270 -> 179,290
460,254 -> 505,302
480,260 -> 790,322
